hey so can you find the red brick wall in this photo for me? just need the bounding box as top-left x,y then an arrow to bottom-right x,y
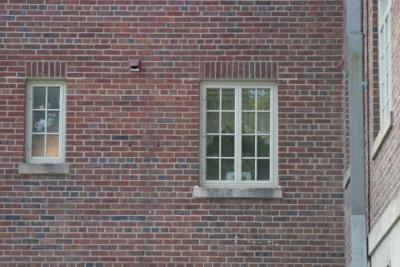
0,1 -> 346,265
366,0 -> 400,230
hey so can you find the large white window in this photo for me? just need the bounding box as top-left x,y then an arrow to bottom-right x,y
378,0 -> 392,129
200,82 -> 278,187
26,81 -> 66,163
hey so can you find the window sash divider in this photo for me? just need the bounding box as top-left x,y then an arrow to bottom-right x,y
201,82 -> 276,186
26,82 -> 66,163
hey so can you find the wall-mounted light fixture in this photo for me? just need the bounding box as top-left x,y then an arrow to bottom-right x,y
129,59 -> 141,72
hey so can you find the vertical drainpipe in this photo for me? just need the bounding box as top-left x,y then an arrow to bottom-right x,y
346,0 -> 368,266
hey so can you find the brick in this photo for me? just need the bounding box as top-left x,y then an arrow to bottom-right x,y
1,1 -> 346,265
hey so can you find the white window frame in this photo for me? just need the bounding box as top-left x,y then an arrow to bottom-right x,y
378,0 -> 392,130
26,81 -> 66,164
200,81 -> 278,188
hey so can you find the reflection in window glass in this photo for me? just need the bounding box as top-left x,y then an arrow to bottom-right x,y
47,111 -> 59,133
203,85 -> 273,184
242,159 -> 255,181
33,87 -> 46,109
221,89 -> 235,110
206,112 -> 219,133
47,87 -> 60,109
28,85 -> 63,161
32,111 -> 45,133
47,135 -> 59,156
242,89 -> 256,110
206,159 -> 219,180
206,88 -> 219,110
32,135 -> 45,157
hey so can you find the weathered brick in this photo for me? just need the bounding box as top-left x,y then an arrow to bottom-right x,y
1,1 -> 345,265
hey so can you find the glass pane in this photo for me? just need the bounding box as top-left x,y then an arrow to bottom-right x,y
206,112 -> 219,133
221,112 -> 234,133
257,159 -> 270,181
206,88 -> 219,110
47,111 -> 59,133
33,87 -> 46,109
242,136 -> 255,157
221,136 -> 234,157
221,159 -> 234,180
206,135 -> 219,157
242,112 -> 255,133
47,87 -> 60,109
32,111 -> 45,133
257,136 -> 270,157
32,134 -> 45,157
241,159 -> 255,181
206,159 -> 219,180
257,89 -> 270,110
257,112 -> 270,134
242,89 -> 255,110
221,89 -> 234,110
47,134 -> 59,157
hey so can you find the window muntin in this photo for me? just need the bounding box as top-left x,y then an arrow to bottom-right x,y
378,0 -> 392,129
26,82 -> 66,163
200,82 -> 277,187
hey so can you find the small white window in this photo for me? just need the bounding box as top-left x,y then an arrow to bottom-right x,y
26,81 -> 66,163
378,0 -> 392,129
200,82 -> 278,188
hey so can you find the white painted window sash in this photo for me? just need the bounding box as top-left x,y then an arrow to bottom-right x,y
378,0 -> 392,129
200,81 -> 278,188
26,81 -> 66,164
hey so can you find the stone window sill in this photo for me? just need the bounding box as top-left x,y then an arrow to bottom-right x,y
18,163 -> 69,175
192,186 -> 283,199
372,114 -> 393,159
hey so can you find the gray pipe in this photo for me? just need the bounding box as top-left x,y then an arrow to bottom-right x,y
346,0 -> 368,266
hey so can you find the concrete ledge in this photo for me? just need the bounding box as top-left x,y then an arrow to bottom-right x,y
192,186 -> 283,199
372,112 -> 393,159
368,193 -> 400,255
18,163 -> 69,175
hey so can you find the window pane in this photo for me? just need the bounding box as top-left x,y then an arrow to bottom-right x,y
242,112 -> 255,133
206,159 -> 219,180
221,136 -> 234,157
47,111 -> 59,133
257,112 -> 270,134
257,89 -> 270,110
221,112 -> 234,133
33,87 -> 46,109
206,135 -> 219,157
32,134 -> 45,157
32,111 -> 46,133
242,89 -> 255,110
206,112 -> 219,133
47,134 -> 59,157
241,159 -> 255,181
206,88 -> 219,110
221,89 -> 234,110
47,87 -> 60,109
257,136 -> 270,157
257,159 -> 270,181
242,135 -> 255,157
221,159 -> 234,180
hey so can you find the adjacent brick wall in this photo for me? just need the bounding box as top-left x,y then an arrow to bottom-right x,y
366,0 -> 400,229
345,0 -> 400,265
0,1 -> 346,265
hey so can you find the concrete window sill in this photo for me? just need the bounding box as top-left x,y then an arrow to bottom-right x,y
18,163 -> 69,175
192,186 -> 283,199
372,114 -> 393,159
